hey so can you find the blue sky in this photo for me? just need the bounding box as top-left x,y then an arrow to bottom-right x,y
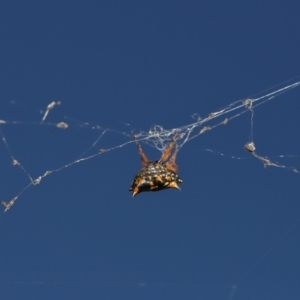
1,1 -> 300,299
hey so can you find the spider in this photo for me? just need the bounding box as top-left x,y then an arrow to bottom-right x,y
129,134 -> 183,197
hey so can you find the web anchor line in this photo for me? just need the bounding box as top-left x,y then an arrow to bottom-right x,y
244,142 -> 299,173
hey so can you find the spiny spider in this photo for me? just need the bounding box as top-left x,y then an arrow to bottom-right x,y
129,134 -> 183,197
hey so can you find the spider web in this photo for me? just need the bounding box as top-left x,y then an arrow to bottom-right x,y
0,79 -> 300,212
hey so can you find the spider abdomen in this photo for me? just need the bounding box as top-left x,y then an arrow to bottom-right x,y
130,162 -> 183,197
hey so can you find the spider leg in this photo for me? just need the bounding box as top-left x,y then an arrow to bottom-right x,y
165,144 -> 178,173
133,136 -> 150,167
159,133 -> 178,163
